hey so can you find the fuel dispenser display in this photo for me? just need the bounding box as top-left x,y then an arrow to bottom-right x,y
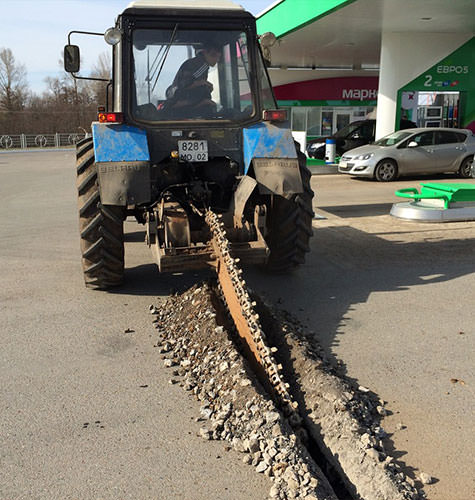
415,92 -> 461,128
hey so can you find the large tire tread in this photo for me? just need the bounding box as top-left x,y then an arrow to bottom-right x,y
265,150 -> 314,273
76,137 -> 125,289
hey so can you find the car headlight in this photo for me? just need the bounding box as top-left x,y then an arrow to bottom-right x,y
353,153 -> 374,160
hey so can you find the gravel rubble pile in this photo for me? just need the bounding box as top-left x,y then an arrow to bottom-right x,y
151,282 -> 424,500
152,282 -> 337,500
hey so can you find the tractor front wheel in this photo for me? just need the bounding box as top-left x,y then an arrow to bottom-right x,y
76,137 -> 126,289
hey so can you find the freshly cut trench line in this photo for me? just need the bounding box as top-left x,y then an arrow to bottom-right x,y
152,284 -> 422,500
150,209 -> 422,500
154,284 -> 338,500
210,286 -> 354,500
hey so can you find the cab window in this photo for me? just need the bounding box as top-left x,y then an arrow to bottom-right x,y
131,28 -> 255,122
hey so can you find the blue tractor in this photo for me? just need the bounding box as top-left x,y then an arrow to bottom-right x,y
65,0 -> 313,289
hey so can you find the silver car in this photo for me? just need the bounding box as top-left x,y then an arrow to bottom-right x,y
338,128 -> 475,181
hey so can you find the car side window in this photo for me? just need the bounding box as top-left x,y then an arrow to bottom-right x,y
454,132 -> 468,142
360,123 -> 373,139
412,131 -> 435,147
435,131 -> 459,145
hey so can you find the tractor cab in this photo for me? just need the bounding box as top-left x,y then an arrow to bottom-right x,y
65,1 -> 278,129
128,24 -> 274,124
118,2 -> 276,127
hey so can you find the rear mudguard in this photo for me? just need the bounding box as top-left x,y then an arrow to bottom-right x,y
92,122 -> 151,206
242,122 -> 303,196
90,120 -> 302,206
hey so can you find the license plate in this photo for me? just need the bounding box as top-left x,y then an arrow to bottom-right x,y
178,140 -> 208,162
339,161 -> 347,168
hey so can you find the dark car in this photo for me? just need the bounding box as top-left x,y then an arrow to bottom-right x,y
306,119 -> 417,159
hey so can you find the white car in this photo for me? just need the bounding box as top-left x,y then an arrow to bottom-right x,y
338,128 -> 475,181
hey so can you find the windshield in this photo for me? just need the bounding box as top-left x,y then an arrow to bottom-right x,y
131,28 -> 255,122
374,130 -> 413,147
334,121 -> 364,138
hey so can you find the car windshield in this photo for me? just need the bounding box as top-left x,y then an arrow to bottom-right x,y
334,122 -> 364,138
374,130 -> 413,146
131,28 -> 266,122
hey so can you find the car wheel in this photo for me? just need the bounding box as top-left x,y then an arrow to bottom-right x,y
458,156 -> 473,178
374,159 -> 398,182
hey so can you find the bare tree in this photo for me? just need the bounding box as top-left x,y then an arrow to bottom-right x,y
0,50 -> 111,135
0,48 -> 29,111
92,52 -> 111,80
89,51 -> 112,106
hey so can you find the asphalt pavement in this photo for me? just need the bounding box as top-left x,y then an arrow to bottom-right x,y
0,151 -> 270,499
1,151 -> 473,500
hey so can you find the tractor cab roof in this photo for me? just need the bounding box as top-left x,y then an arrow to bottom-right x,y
121,0 -> 252,22
124,0 -> 245,12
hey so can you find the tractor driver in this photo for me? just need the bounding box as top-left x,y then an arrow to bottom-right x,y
164,42 -> 221,117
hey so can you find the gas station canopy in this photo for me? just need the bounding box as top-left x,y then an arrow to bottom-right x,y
256,0 -> 475,139
257,0 -> 474,83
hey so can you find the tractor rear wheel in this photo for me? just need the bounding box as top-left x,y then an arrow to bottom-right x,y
264,150 -> 314,273
76,137 -> 126,289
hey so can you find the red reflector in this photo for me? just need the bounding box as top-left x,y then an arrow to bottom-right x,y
263,109 -> 288,122
98,112 -> 124,123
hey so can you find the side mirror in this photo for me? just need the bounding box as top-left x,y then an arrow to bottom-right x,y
259,32 -> 277,49
408,141 -> 418,148
259,32 -> 276,67
64,45 -> 80,73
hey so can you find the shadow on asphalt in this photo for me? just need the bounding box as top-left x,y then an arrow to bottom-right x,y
265,224 -> 474,360
112,263 -> 214,297
319,203 -> 394,218
350,172 -> 465,183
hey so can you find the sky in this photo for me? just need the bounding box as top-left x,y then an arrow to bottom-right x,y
1,0 -> 274,95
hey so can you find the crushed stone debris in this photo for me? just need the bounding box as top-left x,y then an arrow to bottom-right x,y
152,281 -> 424,500
418,472 -> 434,485
259,301 -> 424,500
153,282 -> 336,500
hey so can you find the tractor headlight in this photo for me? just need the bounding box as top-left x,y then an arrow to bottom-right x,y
104,27 -> 122,46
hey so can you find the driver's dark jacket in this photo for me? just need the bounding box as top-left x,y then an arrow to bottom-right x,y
166,52 -> 211,105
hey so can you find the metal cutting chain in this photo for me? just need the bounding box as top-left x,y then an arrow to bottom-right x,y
205,209 -> 298,417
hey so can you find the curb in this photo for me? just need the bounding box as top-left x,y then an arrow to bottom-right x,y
308,164 -> 340,175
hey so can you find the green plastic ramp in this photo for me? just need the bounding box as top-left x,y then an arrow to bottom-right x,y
391,183 -> 475,222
